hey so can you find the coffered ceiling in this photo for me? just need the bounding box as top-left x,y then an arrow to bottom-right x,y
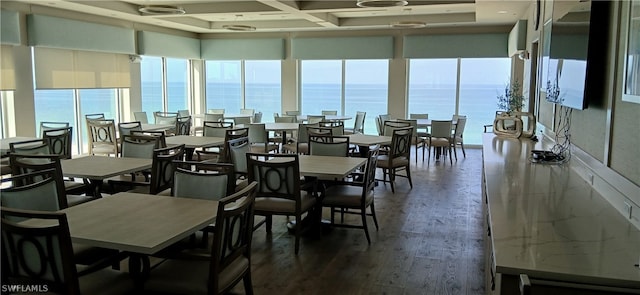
7,0 -> 532,33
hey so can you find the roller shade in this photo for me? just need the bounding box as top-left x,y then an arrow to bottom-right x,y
201,38 -> 284,60
1,10 -> 21,45
27,14 -> 135,54
34,47 -> 131,89
291,36 -> 393,59
1,46 -> 15,90
138,31 -> 200,59
403,33 -> 508,58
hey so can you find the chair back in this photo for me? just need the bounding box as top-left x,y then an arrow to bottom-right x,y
233,116 -> 252,125
453,116 -> 467,139
207,109 -> 225,114
9,139 -> 49,155
40,122 -> 70,137
204,113 -> 224,123
383,120 -> 411,136
130,130 -> 167,148
309,135 -> 350,157
321,110 -> 338,116
150,144 -> 185,195
275,116 -> 295,123
362,145 -> 381,197
307,115 -> 325,124
43,127 -> 73,159
409,113 -> 428,119
388,127 -> 413,161
375,116 -> 383,135
398,119 -> 419,137
154,112 -> 178,125
118,121 -> 143,139
246,153 -> 302,202
319,121 -> 344,135
0,169 -> 62,212
295,123 -> 317,145
239,108 -> 255,116
172,161 -> 235,201
1,207 -> 80,294
248,124 -> 269,144
285,110 -> 300,116
121,134 -> 162,159
87,119 -> 118,156
352,111 -> 366,134
207,182 -> 257,294
175,116 -> 192,135
7,154 -> 68,209
203,121 -> 233,137
219,128 -> 249,162
253,112 -> 263,123
133,111 -> 149,124
227,137 -> 250,177
177,110 -> 190,117
85,113 -> 105,121
430,120 -> 453,139
306,126 -> 333,141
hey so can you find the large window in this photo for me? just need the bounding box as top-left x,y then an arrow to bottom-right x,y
408,58 -> 510,145
205,60 -> 281,121
301,59 -> 389,134
141,56 -> 190,117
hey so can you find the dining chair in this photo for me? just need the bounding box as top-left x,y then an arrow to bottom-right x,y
117,121 -> 142,142
87,119 -> 119,156
226,137 -> 251,188
409,113 -> 430,137
321,145 -> 380,243
42,127 -> 73,159
306,115 -> 325,124
322,110 -> 338,116
253,111 -> 263,123
141,181 -> 258,295
207,108 -> 225,114
154,111 -> 178,124
376,126 -> 413,193
219,128 -> 249,163
172,161 -> 235,201
282,123 -> 318,155
450,116 -> 467,159
133,111 -> 149,124
8,153 -> 95,207
9,138 -> 49,155
383,120 -> 411,136
106,134 -> 165,192
398,119 -> 427,163
240,108 -> 255,116
319,120 -> 344,135
271,116 -> 296,144
40,121 -> 70,137
427,120 -> 454,164
176,116 -> 192,135
122,144 -> 185,196
308,135 -> 350,157
1,207 -> 134,295
248,123 -> 279,153
130,130 -> 167,148
246,153 -> 316,254
178,109 -> 190,117
285,110 -> 300,116
344,111 -> 366,135
233,116 -> 252,125
195,122 -> 234,162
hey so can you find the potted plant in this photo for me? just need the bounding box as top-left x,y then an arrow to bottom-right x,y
497,80 -> 526,114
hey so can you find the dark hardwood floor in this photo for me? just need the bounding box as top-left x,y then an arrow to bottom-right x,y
233,148 -> 485,295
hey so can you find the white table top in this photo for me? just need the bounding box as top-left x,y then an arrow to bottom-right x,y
165,135 -> 225,149
26,192 -> 219,255
61,156 -> 152,180
483,134 -> 640,288
297,115 -> 352,121
0,136 -> 39,154
263,122 -> 300,131
347,134 -> 392,146
193,113 -> 252,119
298,155 -> 366,179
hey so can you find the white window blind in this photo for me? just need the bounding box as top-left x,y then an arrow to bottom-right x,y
1,45 -> 15,90
34,47 -> 131,89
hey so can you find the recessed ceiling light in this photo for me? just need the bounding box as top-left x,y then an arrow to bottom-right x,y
390,21 -> 427,28
357,0 -> 408,8
497,10 -> 508,14
139,5 -> 186,15
222,24 -> 257,32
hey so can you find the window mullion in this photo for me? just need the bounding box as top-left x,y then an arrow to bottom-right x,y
162,57 -> 168,112
455,58 -> 461,116
341,60 -> 346,116
241,60 -> 246,109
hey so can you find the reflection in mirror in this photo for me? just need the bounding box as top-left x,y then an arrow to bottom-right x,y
624,0 -> 640,99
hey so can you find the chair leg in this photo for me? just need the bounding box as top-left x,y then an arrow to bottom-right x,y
294,215 -> 301,255
452,144 -> 458,160
405,165 -> 413,188
461,142 -> 466,157
389,169 -> 396,193
362,209 -> 371,244
448,147 -> 453,165
265,215 -> 272,233
243,271 -> 254,295
370,202 -> 379,230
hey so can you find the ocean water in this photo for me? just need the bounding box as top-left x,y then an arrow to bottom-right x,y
33,82 -> 505,152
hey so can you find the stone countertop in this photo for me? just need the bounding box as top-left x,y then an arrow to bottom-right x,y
482,134 -> 640,289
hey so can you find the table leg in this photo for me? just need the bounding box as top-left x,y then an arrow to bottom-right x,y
128,253 -> 151,289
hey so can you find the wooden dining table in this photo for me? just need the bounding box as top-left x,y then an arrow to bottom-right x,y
347,134 -> 392,157
61,156 -> 152,196
165,135 -> 225,160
